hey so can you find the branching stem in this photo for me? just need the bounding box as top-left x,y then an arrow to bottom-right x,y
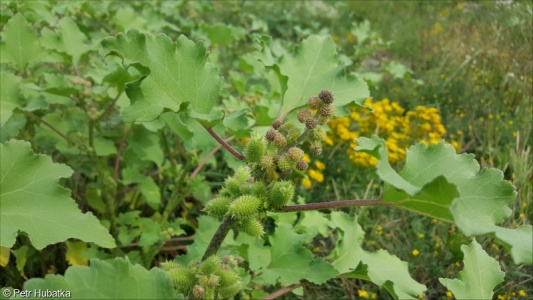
24,111 -> 76,145
280,199 -> 391,212
200,122 -> 244,160
263,282 -> 305,300
202,216 -> 238,260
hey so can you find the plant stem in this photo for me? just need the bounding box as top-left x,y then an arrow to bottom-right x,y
202,216 -> 238,260
24,111 -> 76,145
263,282 -> 305,300
199,122 -> 244,160
280,199 -> 392,212
191,144 -> 223,179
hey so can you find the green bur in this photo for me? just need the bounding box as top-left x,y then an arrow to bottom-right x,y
228,195 -> 262,219
268,181 -> 295,209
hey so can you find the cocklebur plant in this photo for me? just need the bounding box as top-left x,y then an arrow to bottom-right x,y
201,91 -> 335,239
1,19 -> 530,300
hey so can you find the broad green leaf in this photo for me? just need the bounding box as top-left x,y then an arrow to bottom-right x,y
365,141 -> 528,264
439,240 -> 504,299
223,108 -> 254,132
24,258 -> 175,299
0,14 -> 44,70
200,23 -> 244,46
57,17 -> 92,67
100,29 -> 222,122
0,71 -> 21,126
124,126 -> 164,168
356,136 -> 420,195
138,177 -> 161,209
329,212 -> 426,299
93,137 -> 117,156
258,223 -> 338,285
12,245 -> 29,275
276,35 -> 369,115
0,140 -> 115,250
493,226 -> 533,265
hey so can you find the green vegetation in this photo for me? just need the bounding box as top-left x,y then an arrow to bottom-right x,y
1,1 -> 531,299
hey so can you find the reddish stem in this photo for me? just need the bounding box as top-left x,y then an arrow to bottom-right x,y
280,199 -> 391,212
263,282 -> 305,300
199,122 -> 244,160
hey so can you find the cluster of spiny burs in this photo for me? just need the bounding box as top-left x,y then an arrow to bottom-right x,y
162,255 -> 241,299
162,90 -> 335,299
204,89 -> 336,238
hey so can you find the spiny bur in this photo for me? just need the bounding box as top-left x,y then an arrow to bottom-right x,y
268,181 -> 295,209
215,268 -> 241,287
286,127 -> 302,144
251,181 -> 268,199
273,133 -> 287,148
203,196 -> 231,218
287,147 -> 304,162
320,104 -> 335,118
296,160 -> 308,171
237,218 -> 265,238
307,96 -> 321,110
224,178 -> 241,196
278,121 -> 297,135
228,195 -> 262,219
276,155 -> 294,174
207,274 -> 220,288
297,109 -> 313,123
310,128 -> 326,142
192,285 -> 205,299
244,135 -> 266,164
260,155 -> 274,169
167,266 -> 196,295
272,119 -> 283,129
265,128 -> 277,142
305,118 -> 318,129
318,89 -> 334,104
311,145 -> 323,155
217,281 -> 241,299
233,166 -> 251,184
200,256 -> 221,275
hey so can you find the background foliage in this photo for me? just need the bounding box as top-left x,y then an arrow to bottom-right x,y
0,1 -> 531,299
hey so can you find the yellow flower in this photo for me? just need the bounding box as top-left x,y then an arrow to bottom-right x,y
446,291 -> 453,299
371,292 -> 377,299
418,293 -> 425,299
417,233 -> 424,239
519,290 -> 526,297
376,225 -> 383,235
301,178 -> 312,189
303,154 -> 311,163
358,290 -> 368,298
412,249 -> 420,256
308,169 -> 324,182
314,161 -> 325,171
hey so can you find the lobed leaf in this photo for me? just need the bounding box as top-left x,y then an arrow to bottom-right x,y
100,29 -> 222,123
258,223 -> 338,285
439,240 -> 505,299
0,14 -> 44,70
0,71 -> 22,126
0,140 -> 115,250
24,257 -> 175,299
276,35 -> 369,116
329,212 -> 426,299
358,138 -> 531,265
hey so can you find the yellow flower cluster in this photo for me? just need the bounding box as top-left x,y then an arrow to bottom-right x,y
301,154 -> 326,189
325,98 -> 458,167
